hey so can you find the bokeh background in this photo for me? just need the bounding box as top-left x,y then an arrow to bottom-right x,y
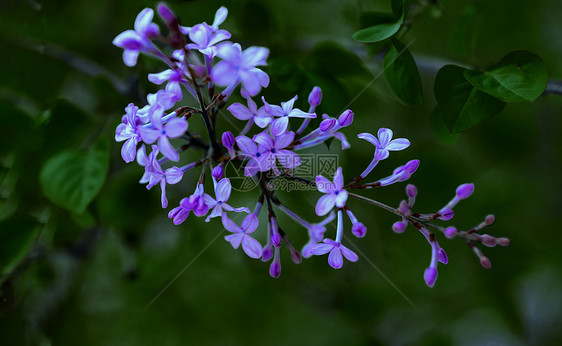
1,0 -> 562,345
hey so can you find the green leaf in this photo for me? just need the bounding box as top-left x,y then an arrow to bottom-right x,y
383,38 -> 423,105
306,42 -> 371,77
353,11 -> 403,43
463,51 -> 548,102
429,107 -> 459,144
0,214 -> 40,278
39,137 -> 109,214
435,65 -> 506,133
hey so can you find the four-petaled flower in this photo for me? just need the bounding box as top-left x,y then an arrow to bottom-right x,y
140,104 -> 188,162
212,42 -> 270,96
222,213 -> 263,259
115,103 -> 143,163
315,167 -> 348,216
253,131 -> 301,173
358,128 -> 410,160
310,239 -> 358,269
204,178 -> 250,222
262,95 -> 316,135
112,8 -> 160,66
228,96 -> 272,128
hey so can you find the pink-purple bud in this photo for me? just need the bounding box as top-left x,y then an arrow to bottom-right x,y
319,118 -> 337,132
392,221 -> 407,233
212,166 -> 223,180
496,237 -> 510,246
271,232 -> 282,248
337,110 -> 354,127
444,226 -> 458,239
261,245 -> 273,262
222,131 -> 235,148
424,267 -> 438,287
290,250 -> 302,264
438,248 -> 448,264
406,184 -> 418,198
308,86 -> 322,107
405,160 -> 420,174
269,259 -> 281,278
485,214 -> 495,225
158,4 -> 178,26
352,222 -> 367,238
456,183 -> 474,199
438,208 -> 454,221
481,234 -> 496,247
480,256 -> 492,269
398,200 -> 410,214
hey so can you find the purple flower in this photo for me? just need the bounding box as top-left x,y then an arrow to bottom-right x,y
376,160 -> 420,186
168,184 -> 209,225
140,103 -> 188,162
212,42 -> 270,96
310,239 -> 358,269
358,128 -> 410,161
138,145 -> 183,208
235,135 -> 263,176
301,212 -> 335,258
113,8 -> 160,66
228,97 -> 272,128
253,131 -> 301,173
204,178 -> 250,221
137,90 -> 177,122
315,167 -> 348,216
222,213 -> 263,259
115,103 -> 143,163
148,69 -> 184,101
186,23 -> 231,58
262,95 -> 316,135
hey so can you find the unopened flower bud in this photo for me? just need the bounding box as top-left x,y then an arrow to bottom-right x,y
405,160 -> 420,174
212,166 -> 223,180
496,237 -> 510,246
392,221 -> 407,233
269,248 -> 281,278
290,250 -> 302,264
438,208 -> 454,221
456,183 -> 474,199
480,256 -> 492,269
481,234 -> 496,247
406,184 -> 418,198
444,226 -> 457,239
424,267 -> 438,287
337,110 -> 354,127
438,248 -> 448,264
222,131 -> 235,148
319,118 -> 337,132
352,222 -> 367,238
308,86 -> 322,107
262,245 -> 273,262
485,214 -> 495,225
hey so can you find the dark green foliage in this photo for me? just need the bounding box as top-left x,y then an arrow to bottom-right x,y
383,38 -> 423,105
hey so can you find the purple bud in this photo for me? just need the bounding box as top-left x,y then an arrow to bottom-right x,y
212,166 -> 223,180
398,200 -> 410,214
222,131 -> 235,148
456,183 -> 474,199
485,214 -> 495,225
261,245 -> 273,262
438,248 -> 448,264
269,252 -> 281,278
405,160 -> 420,174
337,110 -> 354,127
444,227 -> 457,239
271,233 -> 282,248
352,222 -> 367,238
158,4 -> 178,26
438,208 -> 454,221
290,250 -> 302,264
392,221 -> 407,233
319,118 -> 337,132
424,267 -> 438,287
481,234 -> 496,247
480,256 -> 492,269
308,86 -> 322,107
497,237 -> 510,246
406,184 -> 418,198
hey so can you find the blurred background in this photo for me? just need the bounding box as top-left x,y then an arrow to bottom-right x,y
1,0 -> 562,345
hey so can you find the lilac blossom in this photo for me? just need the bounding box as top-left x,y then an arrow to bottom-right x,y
235,135 -> 263,176
310,210 -> 358,269
228,96 -> 272,129
140,103 -> 188,162
222,213 -> 263,259
315,167 -> 348,216
137,145 -> 183,208
113,8 -> 160,66
358,128 -> 410,160
180,7 -> 230,57
168,184 -> 209,225
253,131 -> 301,173
212,42 -> 270,97
204,178 -> 250,222
115,103 -> 143,163
137,90 -> 177,122
148,69 -> 184,101
262,95 -> 316,135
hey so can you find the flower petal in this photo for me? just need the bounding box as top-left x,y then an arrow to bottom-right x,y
315,194 -> 336,216
164,117 -> 188,138
340,243 -> 359,262
241,235 -> 263,259
140,127 -> 161,144
241,213 -> 259,233
334,167 -> 344,190
158,136 -> 179,161
276,150 -> 301,169
357,132 -> 379,147
225,233 -> 243,249
328,247 -> 344,269
270,117 -> 289,136
386,138 -> 410,151
164,167 -> 183,184
215,178 -> 232,201
228,103 -> 252,120
222,215 -> 241,233
316,176 -> 335,193
309,243 -> 333,255
253,131 -> 274,149
274,131 -> 295,149
280,95 -> 297,113
334,190 -> 348,208
377,128 -> 393,147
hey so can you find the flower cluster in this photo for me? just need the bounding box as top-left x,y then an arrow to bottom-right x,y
113,5 -> 510,287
